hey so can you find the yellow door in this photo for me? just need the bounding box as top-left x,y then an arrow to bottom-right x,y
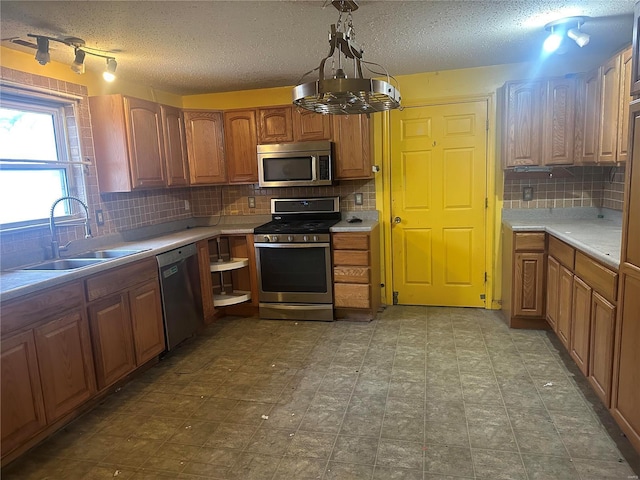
391,101 -> 488,307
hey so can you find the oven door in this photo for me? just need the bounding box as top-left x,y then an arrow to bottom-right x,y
254,242 -> 332,304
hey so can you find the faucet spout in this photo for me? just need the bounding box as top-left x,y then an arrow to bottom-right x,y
49,196 -> 92,259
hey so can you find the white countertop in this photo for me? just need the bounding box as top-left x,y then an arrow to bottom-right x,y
502,208 -> 622,269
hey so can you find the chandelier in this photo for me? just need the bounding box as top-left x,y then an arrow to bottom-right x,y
292,0 -> 401,115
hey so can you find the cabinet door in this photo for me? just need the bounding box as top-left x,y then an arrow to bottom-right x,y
197,239 -> 216,323
504,81 -> 544,167
578,68 -> 600,164
34,309 -> 96,422
1,331 -> 47,456
588,292 -> 616,407
332,114 -> 371,179
123,97 -> 166,188
130,279 -> 165,365
160,105 -> 190,186
546,255 -> 560,331
513,252 -> 545,317
631,1 -> 640,95
184,110 -> 227,185
625,101 -> 640,266
224,109 -> 258,183
598,55 -> 622,164
88,293 -> 136,390
557,266 -> 573,349
542,78 -> 576,165
618,47 -> 633,164
293,109 -> 331,141
570,276 -> 592,375
258,106 -> 293,143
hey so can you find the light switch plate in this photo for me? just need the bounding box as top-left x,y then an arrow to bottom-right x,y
523,187 -> 534,201
248,196 -> 256,208
355,193 -> 363,205
95,209 -> 104,226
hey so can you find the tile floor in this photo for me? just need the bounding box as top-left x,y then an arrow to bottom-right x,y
4,306 -> 639,480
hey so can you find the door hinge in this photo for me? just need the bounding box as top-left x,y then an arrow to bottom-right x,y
486,119 -> 489,131
485,197 -> 488,209
393,291 -> 399,305
484,272 -> 488,283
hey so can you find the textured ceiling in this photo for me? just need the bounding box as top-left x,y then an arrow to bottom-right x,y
0,1 -> 635,95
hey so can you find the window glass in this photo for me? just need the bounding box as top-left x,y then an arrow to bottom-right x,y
0,108 -> 58,161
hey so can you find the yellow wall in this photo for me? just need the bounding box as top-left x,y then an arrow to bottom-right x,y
0,46 -> 182,106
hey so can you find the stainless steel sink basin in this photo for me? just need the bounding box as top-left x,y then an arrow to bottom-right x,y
73,249 -> 145,259
23,258 -> 106,270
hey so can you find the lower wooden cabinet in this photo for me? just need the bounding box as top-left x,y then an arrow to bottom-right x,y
85,258 -> 165,391
557,265 -> 574,349
588,292 -> 616,406
513,252 -> 545,317
546,255 -> 560,330
332,226 -> 381,320
570,275 -> 592,375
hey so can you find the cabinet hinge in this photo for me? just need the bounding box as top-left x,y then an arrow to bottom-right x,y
392,291 -> 399,305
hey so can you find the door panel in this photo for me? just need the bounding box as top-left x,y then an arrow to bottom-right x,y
391,101 -> 487,306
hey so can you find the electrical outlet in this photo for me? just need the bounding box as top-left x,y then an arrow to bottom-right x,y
248,196 -> 256,208
184,200 -> 190,211
95,209 -> 104,226
354,192 -> 363,205
523,186 -> 534,201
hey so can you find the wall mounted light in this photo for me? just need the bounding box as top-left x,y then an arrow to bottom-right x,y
103,58 -> 117,82
27,33 -> 118,82
543,16 -> 590,54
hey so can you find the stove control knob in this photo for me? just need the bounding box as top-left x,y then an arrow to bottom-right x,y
313,235 -> 319,242
288,235 -> 294,242
272,236 -> 278,242
263,235 -> 270,242
303,235 -> 309,242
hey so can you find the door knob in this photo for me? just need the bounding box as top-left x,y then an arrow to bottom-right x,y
394,216 -> 402,224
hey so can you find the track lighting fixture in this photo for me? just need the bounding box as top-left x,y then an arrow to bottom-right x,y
71,48 -> 85,74
103,58 -> 117,82
543,16 -> 590,54
292,0 -> 401,115
35,36 -> 50,65
27,33 -> 118,81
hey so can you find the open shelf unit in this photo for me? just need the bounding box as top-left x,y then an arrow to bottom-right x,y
207,236 -> 254,308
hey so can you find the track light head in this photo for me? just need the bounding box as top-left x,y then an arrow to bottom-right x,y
35,36 -> 50,65
103,58 -> 117,82
567,27 -> 590,48
543,16 -> 590,53
71,49 -> 86,74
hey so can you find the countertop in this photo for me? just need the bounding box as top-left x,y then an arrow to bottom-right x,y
0,214 -> 380,302
502,208 -> 623,269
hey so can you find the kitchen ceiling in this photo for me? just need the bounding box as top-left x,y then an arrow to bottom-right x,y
0,1 -> 635,96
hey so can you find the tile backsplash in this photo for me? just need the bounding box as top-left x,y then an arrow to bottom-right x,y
503,166 -> 625,211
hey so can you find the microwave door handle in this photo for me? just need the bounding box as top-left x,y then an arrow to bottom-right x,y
311,154 -> 318,181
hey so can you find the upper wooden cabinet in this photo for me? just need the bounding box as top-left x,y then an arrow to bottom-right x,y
598,55 -> 622,164
293,109 -> 331,141
332,114 -> 372,179
184,110 -> 227,185
257,107 -> 294,143
631,0 -> 640,95
618,47 -> 633,163
160,105 -> 190,187
89,95 -> 167,192
502,78 -> 575,167
224,109 -> 259,184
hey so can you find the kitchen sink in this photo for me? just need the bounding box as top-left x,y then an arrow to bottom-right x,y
73,249 -> 146,259
23,258 -> 107,270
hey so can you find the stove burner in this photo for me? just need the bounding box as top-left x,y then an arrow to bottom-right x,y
254,218 -> 340,235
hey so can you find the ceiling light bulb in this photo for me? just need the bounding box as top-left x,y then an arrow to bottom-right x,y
35,36 -> 50,65
543,32 -> 563,53
70,49 -> 86,74
568,28 -> 590,47
103,58 -> 117,82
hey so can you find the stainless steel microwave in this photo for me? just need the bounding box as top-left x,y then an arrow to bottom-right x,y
257,141 -> 333,188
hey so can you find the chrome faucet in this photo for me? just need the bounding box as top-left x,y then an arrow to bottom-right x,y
49,196 -> 92,259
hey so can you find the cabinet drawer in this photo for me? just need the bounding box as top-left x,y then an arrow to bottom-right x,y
332,233 -> 369,250
549,236 -> 575,269
333,250 -> 369,266
334,283 -> 370,308
575,252 -> 618,303
85,258 -> 158,302
515,232 -> 545,251
334,266 -> 370,284
1,281 -> 84,335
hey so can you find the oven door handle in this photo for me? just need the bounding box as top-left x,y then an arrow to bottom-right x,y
254,243 -> 330,248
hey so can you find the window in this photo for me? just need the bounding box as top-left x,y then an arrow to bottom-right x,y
0,92 -> 77,228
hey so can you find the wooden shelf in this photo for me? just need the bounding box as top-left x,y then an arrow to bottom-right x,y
209,258 -> 249,272
213,290 -> 251,307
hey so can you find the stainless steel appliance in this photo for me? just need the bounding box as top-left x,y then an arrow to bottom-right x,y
254,197 -> 341,321
257,141 -> 333,188
156,244 -> 203,350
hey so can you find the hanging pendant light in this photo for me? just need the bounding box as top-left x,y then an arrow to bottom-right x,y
292,0 -> 401,115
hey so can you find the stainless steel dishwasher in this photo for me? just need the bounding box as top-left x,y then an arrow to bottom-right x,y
156,243 -> 203,351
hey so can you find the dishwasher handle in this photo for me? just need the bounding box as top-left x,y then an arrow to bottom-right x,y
156,243 -> 197,268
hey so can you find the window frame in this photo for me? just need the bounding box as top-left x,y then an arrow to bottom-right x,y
0,89 -> 83,231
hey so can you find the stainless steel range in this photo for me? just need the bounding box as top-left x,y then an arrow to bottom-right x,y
254,197 -> 341,321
